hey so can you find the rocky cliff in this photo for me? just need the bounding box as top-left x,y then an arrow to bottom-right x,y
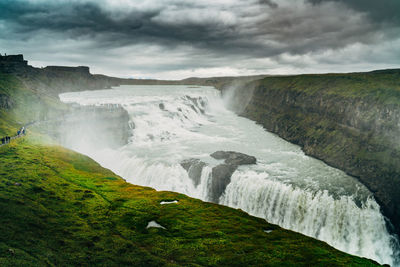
22,66 -> 120,96
224,69 -> 400,235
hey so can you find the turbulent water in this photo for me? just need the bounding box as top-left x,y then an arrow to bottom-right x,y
60,85 -> 399,266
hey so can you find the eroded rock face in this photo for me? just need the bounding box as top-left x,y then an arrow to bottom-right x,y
181,151 -> 257,203
180,158 -> 207,186
210,151 -> 257,165
210,164 -> 238,203
209,151 -> 256,202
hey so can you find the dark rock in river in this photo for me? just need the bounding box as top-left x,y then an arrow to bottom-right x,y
210,151 -> 257,165
209,151 -> 257,203
210,164 -> 237,203
181,151 -> 257,203
180,158 -> 207,186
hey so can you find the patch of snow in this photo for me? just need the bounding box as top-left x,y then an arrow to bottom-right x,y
264,230 -> 273,233
146,221 -> 166,229
160,200 -> 178,205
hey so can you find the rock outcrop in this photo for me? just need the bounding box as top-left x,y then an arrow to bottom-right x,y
224,69 -> 400,234
209,151 -> 257,202
0,54 -> 31,74
210,151 -> 257,165
181,151 -> 257,202
210,163 -> 238,202
180,158 -> 207,186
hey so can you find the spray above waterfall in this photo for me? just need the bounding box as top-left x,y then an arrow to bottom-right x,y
59,85 -> 400,266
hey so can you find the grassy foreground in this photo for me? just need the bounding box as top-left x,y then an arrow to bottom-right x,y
0,137 -> 379,266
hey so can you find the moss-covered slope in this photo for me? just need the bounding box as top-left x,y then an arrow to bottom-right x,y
0,138 -> 379,266
0,73 -> 67,136
234,69 -> 400,234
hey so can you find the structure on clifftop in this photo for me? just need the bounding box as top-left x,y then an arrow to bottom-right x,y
0,53 -> 30,73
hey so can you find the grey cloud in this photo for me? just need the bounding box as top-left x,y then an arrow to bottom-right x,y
307,0 -> 400,25
258,0 -> 278,9
0,0 -> 393,56
0,0 -> 398,79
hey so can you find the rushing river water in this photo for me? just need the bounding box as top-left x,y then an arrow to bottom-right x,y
60,85 -> 399,265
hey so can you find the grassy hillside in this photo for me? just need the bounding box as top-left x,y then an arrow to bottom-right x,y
0,73 -> 67,136
255,69 -> 400,104
0,72 -> 381,266
0,137 -> 379,266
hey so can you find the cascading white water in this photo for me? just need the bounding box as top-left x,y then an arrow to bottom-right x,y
60,85 -> 399,266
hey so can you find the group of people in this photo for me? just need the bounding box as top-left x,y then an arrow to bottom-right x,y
1,136 -> 11,145
1,127 -> 26,145
17,127 -> 26,136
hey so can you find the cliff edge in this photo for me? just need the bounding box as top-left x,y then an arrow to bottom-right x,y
226,69 -> 400,235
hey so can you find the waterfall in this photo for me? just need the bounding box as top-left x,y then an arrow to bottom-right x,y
59,85 -> 400,266
220,170 -> 398,263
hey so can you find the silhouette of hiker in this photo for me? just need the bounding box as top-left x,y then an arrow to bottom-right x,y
22,128 -> 26,135
1,137 -> 4,144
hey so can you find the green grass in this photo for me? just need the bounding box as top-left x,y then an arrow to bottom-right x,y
258,69 -> 400,105
0,73 -> 68,136
0,137 -> 379,266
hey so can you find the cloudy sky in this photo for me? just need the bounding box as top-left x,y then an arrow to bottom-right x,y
0,0 -> 399,79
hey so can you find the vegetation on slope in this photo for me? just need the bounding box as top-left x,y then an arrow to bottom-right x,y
0,73 -> 67,136
256,69 -> 400,104
0,138 -> 379,266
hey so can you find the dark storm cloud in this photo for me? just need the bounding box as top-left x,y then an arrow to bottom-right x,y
0,0 -> 241,51
0,0 -> 382,54
0,1 -> 148,36
307,0 -> 400,25
0,0 -> 398,78
259,0 -> 278,9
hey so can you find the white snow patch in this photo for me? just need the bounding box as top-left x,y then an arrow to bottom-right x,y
160,200 -> 178,205
146,220 -> 166,229
264,230 -> 273,233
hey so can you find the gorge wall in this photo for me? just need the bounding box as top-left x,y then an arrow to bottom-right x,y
223,69 -> 400,235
